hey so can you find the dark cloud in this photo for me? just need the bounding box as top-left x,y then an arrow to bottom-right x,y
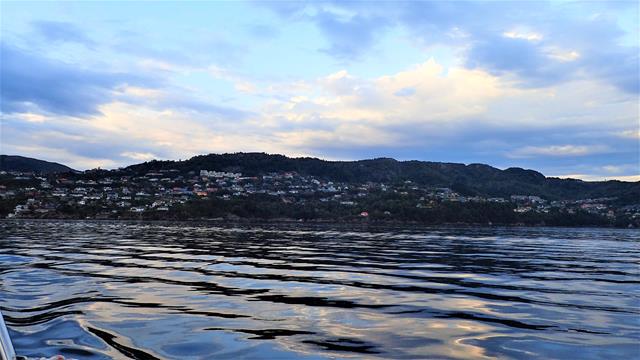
0,43 -> 157,116
583,49 -> 639,94
258,2 -> 393,60
1,43 -> 251,120
466,35 -> 639,93
32,20 -> 95,46
466,36 -> 572,88
314,11 -> 391,60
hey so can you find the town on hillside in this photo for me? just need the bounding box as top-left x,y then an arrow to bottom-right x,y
1,167 -> 638,228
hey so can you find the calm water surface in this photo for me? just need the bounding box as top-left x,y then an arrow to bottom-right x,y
0,220 -> 638,359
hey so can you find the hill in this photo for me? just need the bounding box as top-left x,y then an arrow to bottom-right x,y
0,155 -> 76,174
126,152 -> 639,204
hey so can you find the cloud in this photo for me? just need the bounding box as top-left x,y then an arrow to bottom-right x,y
203,37 -> 248,65
114,28 -> 248,68
0,43 -> 157,116
314,11 -> 391,60
0,44 -> 247,121
31,20 -> 95,46
554,174 -> 640,182
207,65 -> 259,95
0,116 -> 169,169
121,151 -> 157,161
617,129 -> 640,139
112,40 -> 198,69
466,35 -> 573,88
502,30 -> 543,42
546,49 -> 580,62
12,113 -> 47,123
265,2 -> 639,93
601,165 -> 630,174
584,48 -> 640,94
270,59 -> 504,130
115,86 -> 252,120
509,145 -> 610,158
467,32 -> 638,93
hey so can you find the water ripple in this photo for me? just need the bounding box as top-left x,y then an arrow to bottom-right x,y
0,220 -> 638,359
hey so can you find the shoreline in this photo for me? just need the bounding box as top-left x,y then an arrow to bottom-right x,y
2,216 -> 636,230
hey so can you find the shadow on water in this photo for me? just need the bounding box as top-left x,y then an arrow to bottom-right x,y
87,327 -> 161,360
205,327 -> 315,340
302,338 -> 380,354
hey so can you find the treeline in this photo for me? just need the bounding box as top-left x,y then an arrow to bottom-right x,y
151,195 -> 621,227
4,193 -> 633,227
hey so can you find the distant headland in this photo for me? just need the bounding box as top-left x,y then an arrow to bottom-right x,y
1,153 -> 638,227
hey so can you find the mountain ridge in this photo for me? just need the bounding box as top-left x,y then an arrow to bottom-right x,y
0,155 -> 76,174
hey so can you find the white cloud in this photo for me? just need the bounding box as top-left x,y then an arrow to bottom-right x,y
502,30 -> 543,41
137,58 -> 187,73
616,129 -> 640,139
509,145 -> 610,158
13,113 -> 48,123
208,65 -> 259,94
119,86 -> 163,99
546,48 -> 580,62
555,174 -> 640,182
602,165 -> 624,174
121,151 -> 157,161
270,58 -> 505,130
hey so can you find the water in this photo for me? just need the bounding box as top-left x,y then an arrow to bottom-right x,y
0,220 -> 638,360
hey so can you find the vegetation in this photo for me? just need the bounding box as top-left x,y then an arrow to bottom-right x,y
155,194 -> 616,227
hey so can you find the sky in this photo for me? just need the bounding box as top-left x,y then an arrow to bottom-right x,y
0,1 -> 638,181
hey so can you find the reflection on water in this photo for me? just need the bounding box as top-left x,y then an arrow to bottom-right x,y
0,220 -> 638,359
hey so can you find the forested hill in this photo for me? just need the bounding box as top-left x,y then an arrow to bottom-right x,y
126,153 -> 639,203
0,155 -> 76,174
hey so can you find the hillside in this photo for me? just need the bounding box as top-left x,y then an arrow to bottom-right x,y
126,152 -> 639,203
0,155 -> 76,174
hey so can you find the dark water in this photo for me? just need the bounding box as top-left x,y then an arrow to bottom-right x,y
0,221 -> 638,360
